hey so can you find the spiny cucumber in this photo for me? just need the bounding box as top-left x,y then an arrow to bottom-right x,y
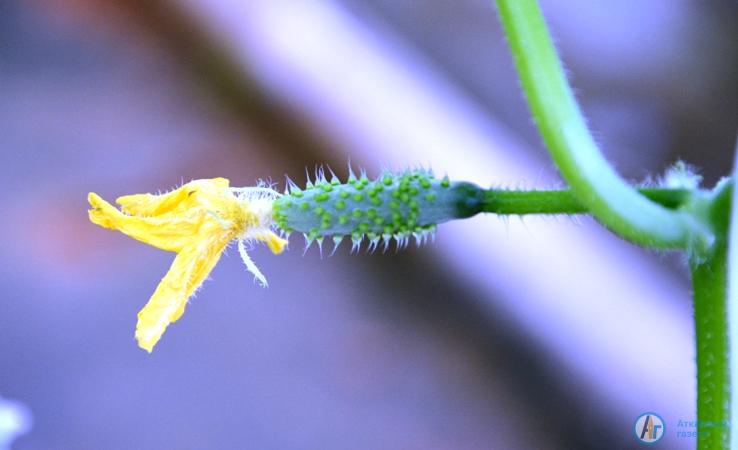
272,168 -> 484,252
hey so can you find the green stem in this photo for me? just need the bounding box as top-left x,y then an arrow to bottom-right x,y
692,249 -> 729,449
690,179 -> 732,450
493,0 -> 711,250
728,144 -> 738,450
482,187 -> 691,215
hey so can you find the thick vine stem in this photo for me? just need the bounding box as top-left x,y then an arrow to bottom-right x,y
692,250 -> 729,450
730,146 -> 738,450
691,179 -> 732,450
493,0 -> 712,251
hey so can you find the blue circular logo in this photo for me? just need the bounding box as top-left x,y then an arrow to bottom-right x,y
634,412 -> 665,445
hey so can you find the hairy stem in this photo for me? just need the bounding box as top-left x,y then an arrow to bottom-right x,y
493,0 -> 711,250
693,249 -> 729,449
691,179 -> 732,450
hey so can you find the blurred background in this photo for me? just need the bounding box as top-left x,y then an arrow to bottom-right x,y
1,0 -> 737,448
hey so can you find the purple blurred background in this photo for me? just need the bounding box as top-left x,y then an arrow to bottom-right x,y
1,1 -> 736,448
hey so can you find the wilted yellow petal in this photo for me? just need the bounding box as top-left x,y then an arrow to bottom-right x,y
117,178 -> 231,217
259,231 -> 288,254
89,177 -> 284,352
135,231 -> 232,352
88,192 -> 202,252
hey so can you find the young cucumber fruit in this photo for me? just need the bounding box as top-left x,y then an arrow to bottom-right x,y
272,169 -> 484,250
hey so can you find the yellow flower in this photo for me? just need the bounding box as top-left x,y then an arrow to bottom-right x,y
88,178 -> 287,352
